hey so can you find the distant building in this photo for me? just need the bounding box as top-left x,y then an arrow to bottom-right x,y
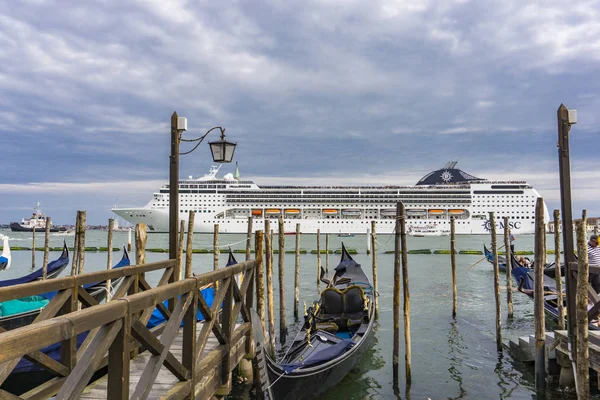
548,217 -> 600,233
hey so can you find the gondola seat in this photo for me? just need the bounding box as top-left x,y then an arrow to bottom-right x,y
342,285 -> 367,329
321,288 -> 344,316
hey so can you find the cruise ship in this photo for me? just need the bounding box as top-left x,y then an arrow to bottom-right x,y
112,162 -> 549,235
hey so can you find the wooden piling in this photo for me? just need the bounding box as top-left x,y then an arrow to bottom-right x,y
185,212 -> 195,279
393,203 -> 401,387
367,228 -> 371,255
317,229 -> 321,286
503,217 -> 513,319
127,227 -> 132,252
450,217 -> 457,319
178,220 -> 185,281
554,210 -> 565,330
71,212 -> 80,276
31,226 -> 36,269
278,218 -> 287,344
255,231 -> 266,337
246,217 -> 253,261
489,212 -> 502,351
399,202 -> 411,385
371,221 -> 378,320
265,220 -> 276,356
534,198 -> 546,393
106,219 -> 114,301
77,211 -> 86,275
325,234 -> 329,274
214,224 -> 219,290
575,218 -> 590,399
294,223 -> 301,320
135,223 -> 147,265
42,217 -> 50,280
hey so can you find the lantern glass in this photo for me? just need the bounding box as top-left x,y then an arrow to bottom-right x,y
209,139 -> 237,163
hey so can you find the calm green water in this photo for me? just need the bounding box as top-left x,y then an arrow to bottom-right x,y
0,229 -> 587,399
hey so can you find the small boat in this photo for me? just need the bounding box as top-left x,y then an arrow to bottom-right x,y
285,209 -> 301,214
428,209 -> 445,215
260,244 -> 376,399
406,209 -> 427,216
448,209 -> 465,215
323,209 -> 338,215
0,235 -> 11,271
337,233 -> 355,238
252,209 -> 263,216
9,202 -> 66,232
380,209 -> 396,216
483,245 -> 564,276
82,247 -> 131,302
408,224 -> 449,237
265,209 -> 281,214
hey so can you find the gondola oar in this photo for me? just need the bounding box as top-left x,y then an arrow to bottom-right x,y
467,244 -> 505,270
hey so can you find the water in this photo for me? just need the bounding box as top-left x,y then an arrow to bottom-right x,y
0,229 -> 588,399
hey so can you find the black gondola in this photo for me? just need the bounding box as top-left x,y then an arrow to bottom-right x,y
483,245 -> 564,277
83,247 -> 131,302
260,243 -> 376,400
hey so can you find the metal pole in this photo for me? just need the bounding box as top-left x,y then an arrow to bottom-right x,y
557,103 -> 577,353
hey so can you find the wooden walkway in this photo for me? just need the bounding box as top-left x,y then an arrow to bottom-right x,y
81,322 -> 247,399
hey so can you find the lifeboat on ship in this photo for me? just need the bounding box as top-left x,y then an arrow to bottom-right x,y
448,209 -> 465,215
285,209 -> 301,214
380,209 -> 396,216
428,209 -> 445,215
322,209 -> 338,215
265,209 -> 281,214
342,209 -> 361,216
406,209 -> 426,216
252,209 -> 263,216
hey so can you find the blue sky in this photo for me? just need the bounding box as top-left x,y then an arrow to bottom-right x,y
1,0 -> 599,225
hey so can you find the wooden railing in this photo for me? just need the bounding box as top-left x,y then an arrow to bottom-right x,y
0,259 -> 256,400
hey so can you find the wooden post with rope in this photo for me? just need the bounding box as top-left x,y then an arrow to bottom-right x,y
451,217 -> 457,319
503,217 -> 513,318
278,217 -> 287,344
255,230 -> 266,338
325,234 -> 329,274
534,198 -> 546,393
178,220 -> 185,281
185,211 -> 194,278
77,211 -> 86,275
371,221 -> 378,320
246,217 -> 253,261
392,202 -> 401,389
71,211 -> 80,276
575,217 -> 589,398
317,229 -> 321,287
294,223 -> 301,320
400,202 -> 411,385
214,223 -> 219,290
489,211 -> 502,351
554,209 -> 565,330
31,226 -> 36,269
265,220 -> 276,356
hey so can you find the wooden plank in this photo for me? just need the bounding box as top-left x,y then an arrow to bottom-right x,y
108,315 -> 130,400
78,288 -> 100,308
131,292 -> 193,400
0,388 -> 23,399
130,319 -> 189,381
55,319 -> 122,400
21,377 -> 66,400
195,284 -> 230,361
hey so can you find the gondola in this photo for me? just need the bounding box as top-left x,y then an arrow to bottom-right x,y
0,235 -> 11,271
0,246 -> 129,331
483,245 -> 565,277
261,243 -> 376,400
510,253 -> 600,331
0,241 -> 69,288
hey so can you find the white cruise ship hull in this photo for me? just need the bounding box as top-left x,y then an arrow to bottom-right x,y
112,164 -> 549,235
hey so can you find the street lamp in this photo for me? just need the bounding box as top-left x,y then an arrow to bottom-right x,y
169,111 -> 237,280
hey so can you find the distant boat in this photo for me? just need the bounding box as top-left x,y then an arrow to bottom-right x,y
408,224 -> 449,237
337,233 -> 355,237
10,202 -> 66,232
0,235 -> 11,271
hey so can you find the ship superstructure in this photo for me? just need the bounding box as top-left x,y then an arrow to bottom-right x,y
112,162 -> 549,235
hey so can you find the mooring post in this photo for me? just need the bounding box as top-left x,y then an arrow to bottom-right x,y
554,210 -> 565,330
575,217 -> 590,398
489,212 -> 502,351
255,230 -> 266,337
135,223 -> 147,266
393,203 -> 401,388
264,220 -> 276,356
178,220 -> 185,281
534,198 -> 546,393
77,211 -> 86,275
127,227 -> 132,252
185,211 -> 194,278
31,226 -> 36,269
451,217 -> 457,319
214,223 -> 220,290
317,228 -> 321,286
399,202 -> 412,385
42,217 -> 50,280
71,211 -> 80,276
278,217 -> 287,344
325,234 -> 329,274
294,223 -> 301,320
106,218 -> 114,301
246,216 -> 253,261
367,228 -> 371,255
371,221 -> 378,320
503,217 -> 513,318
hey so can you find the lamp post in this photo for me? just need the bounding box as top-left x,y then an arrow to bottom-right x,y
557,103 -> 577,353
169,111 -> 237,281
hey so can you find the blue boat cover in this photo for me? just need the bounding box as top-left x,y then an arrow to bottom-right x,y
147,287 -> 215,328
280,339 -> 354,374
0,296 -> 49,317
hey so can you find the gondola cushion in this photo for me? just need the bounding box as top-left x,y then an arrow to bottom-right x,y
0,296 -> 49,317
315,321 -> 339,333
321,288 -> 344,315
343,286 -> 365,314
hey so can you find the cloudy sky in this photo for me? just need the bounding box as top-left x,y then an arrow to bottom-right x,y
1,0 -> 599,225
